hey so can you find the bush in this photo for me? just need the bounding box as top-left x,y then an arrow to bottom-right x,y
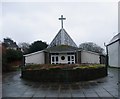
5,49 -> 23,63
2,49 -> 23,72
23,64 -> 105,70
21,65 -> 107,82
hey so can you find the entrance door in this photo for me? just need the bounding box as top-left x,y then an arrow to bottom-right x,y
51,55 -> 58,64
51,54 -> 75,64
67,55 -> 75,64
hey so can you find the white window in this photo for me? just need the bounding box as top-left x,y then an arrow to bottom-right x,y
67,55 -> 75,64
51,55 -> 59,64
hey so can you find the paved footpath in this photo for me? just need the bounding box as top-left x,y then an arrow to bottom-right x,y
2,68 -> 120,99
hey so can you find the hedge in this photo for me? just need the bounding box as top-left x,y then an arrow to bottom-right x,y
21,66 -> 107,82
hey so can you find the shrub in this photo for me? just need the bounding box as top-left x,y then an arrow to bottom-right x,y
5,49 -> 23,62
23,64 -> 105,70
21,64 -> 107,82
2,49 -> 23,72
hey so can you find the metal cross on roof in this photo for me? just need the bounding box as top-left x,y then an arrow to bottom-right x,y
59,15 -> 66,28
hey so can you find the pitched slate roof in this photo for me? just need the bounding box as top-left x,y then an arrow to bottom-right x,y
47,28 -> 77,48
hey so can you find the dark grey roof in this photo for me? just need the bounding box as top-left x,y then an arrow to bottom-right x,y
45,45 -> 79,53
107,33 -> 120,46
47,28 -> 77,48
109,33 -> 120,43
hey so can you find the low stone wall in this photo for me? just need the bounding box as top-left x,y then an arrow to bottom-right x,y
21,67 -> 107,82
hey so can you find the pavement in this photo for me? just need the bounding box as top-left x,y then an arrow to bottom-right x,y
2,67 -> 120,99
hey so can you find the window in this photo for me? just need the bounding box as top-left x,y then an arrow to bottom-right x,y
61,56 -> 65,60
68,56 -> 70,61
52,57 -> 54,62
56,56 -> 58,62
72,56 -> 74,59
68,62 -> 70,64
67,55 -> 75,64
51,55 -> 59,64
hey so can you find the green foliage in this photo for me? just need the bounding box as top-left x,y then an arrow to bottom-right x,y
2,49 -> 23,72
24,64 -> 42,70
24,64 -> 58,70
73,64 -> 105,69
2,52 -> 7,66
3,49 -> 23,63
28,41 -> 48,53
22,64 -> 107,82
23,64 -> 105,70
3,37 -> 18,48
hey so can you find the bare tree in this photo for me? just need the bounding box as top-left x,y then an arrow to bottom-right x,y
79,42 -> 104,54
18,42 -> 30,54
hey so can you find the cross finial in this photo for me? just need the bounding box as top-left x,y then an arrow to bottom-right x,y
59,15 -> 66,28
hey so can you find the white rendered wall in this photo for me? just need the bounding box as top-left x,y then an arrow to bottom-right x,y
25,51 -> 44,65
81,51 -> 100,64
108,41 -> 119,67
59,54 -> 68,64
118,41 -> 120,67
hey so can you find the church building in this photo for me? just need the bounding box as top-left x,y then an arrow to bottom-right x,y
24,15 -> 103,65
107,33 -> 120,68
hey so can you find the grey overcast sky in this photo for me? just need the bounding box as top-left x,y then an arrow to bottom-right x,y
1,1 -> 118,48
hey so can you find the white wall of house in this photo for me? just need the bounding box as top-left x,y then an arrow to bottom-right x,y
81,51 -> 100,64
59,54 -> 68,64
24,51 -> 45,65
108,41 -> 119,67
118,41 -> 120,67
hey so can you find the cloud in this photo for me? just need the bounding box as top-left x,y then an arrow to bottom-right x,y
2,2 -> 118,49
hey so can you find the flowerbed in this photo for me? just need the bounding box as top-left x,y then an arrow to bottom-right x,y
23,64 -> 105,70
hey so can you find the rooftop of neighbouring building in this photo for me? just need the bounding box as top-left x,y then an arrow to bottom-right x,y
109,33 -> 120,44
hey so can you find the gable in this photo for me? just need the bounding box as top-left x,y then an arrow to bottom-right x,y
47,28 -> 77,48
